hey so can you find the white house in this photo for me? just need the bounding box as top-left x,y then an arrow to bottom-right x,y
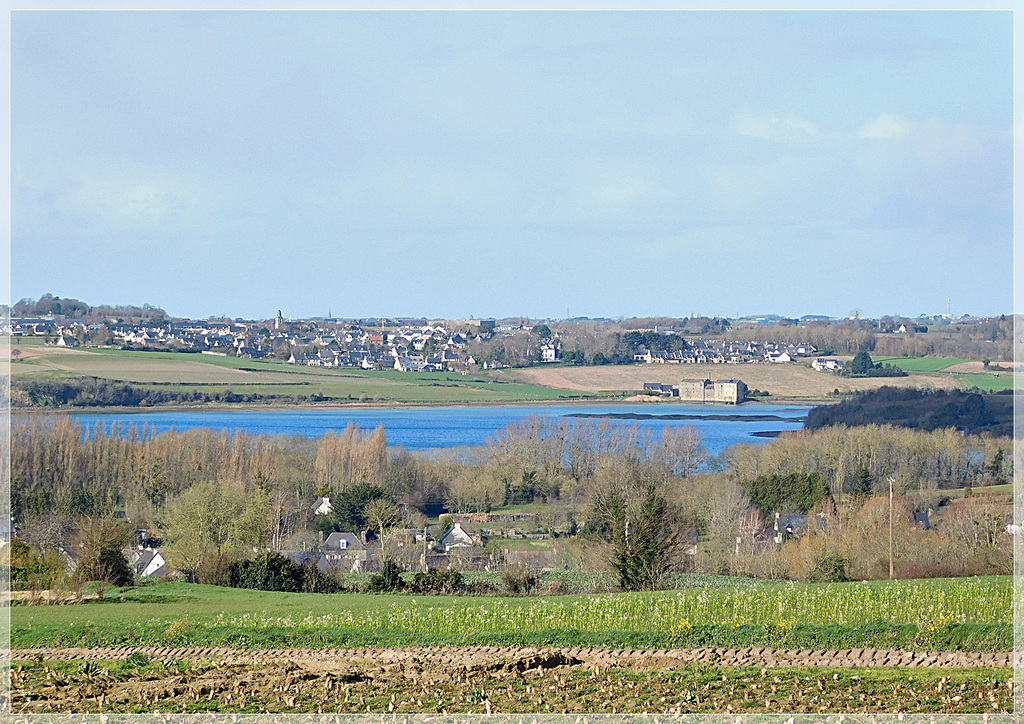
124,549 -> 166,578
436,522 -> 478,552
812,358 -> 843,372
311,497 -> 333,516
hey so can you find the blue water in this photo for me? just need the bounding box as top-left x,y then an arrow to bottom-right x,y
69,404 -> 808,455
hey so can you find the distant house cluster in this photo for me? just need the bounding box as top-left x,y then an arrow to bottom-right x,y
643,378 -> 747,404
9,310 -> 562,374
633,340 -> 819,365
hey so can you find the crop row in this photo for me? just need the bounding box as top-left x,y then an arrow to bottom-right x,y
203,577 -> 1010,634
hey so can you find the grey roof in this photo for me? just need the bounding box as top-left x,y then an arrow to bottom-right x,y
777,515 -> 806,533
126,549 -> 166,577
281,551 -> 333,574
323,531 -> 365,551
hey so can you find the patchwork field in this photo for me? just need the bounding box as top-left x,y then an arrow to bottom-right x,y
874,357 -> 1019,392
11,343 -> 1015,405
8,576 -> 1012,714
10,345 -> 586,404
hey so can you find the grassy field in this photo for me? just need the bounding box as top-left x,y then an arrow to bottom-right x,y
943,372 -> 1018,392
873,357 -> 1018,392
11,576 -> 1011,652
873,357 -> 967,372
10,345 -> 589,404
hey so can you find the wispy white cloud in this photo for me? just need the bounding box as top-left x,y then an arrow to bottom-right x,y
858,113 -> 917,141
731,110 -> 820,141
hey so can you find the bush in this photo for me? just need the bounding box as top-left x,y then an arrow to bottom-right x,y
228,552 -> 341,593
300,561 -> 341,593
813,554 -> 851,583
5,539 -> 67,592
410,568 -> 465,594
80,547 -> 134,587
500,567 -> 539,595
366,559 -> 406,592
229,552 -> 301,591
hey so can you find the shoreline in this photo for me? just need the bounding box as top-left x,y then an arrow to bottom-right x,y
11,396 -> 822,416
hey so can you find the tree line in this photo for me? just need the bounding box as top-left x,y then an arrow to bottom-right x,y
9,411 -> 1013,591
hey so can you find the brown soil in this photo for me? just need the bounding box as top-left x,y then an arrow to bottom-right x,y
507,364 -> 960,399
9,646 -> 1013,715
943,361 -> 1019,373
10,644 -> 1011,669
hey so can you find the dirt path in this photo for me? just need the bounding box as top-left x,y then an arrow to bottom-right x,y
11,645 -> 1012,669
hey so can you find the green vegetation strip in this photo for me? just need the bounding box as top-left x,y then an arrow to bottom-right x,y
11,577 -> 1010,652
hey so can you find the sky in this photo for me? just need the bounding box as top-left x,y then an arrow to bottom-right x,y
10,9 -> 1014,321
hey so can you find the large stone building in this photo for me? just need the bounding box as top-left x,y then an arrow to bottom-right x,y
675,378 -> 747,404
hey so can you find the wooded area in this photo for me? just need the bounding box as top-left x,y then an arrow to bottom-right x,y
9,411 -> 1012,591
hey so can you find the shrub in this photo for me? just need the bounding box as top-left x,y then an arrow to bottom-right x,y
229,552 -> 301,591
300,561 -> 341,593
410,568 -> 465,594
366,559 -> 406,592
813,554 -> 851,583
500,567 -> 539,595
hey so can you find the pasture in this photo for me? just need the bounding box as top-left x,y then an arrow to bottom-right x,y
874,357 -> 1018,391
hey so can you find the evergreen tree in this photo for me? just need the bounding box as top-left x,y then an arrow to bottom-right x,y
611,485 -> 680,591
850,350 -> 874,375
853,467 -> 874,497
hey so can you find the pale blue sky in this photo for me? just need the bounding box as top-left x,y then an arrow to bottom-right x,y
11,10 -> 1013,320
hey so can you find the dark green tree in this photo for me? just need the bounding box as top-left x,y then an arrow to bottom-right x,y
850,350 -> 874,375
611,485 -> 680,591
742,472 -> 830,516
328,483 -> 386,532
852,467 -> 874,497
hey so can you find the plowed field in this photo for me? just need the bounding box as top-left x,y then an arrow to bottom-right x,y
506,364 -> 959,399
9,646 -> 1013,714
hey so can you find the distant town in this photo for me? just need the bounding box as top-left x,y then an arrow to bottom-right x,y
5,293 -> 1011,376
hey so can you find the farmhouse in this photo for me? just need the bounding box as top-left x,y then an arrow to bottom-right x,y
812,357 -> 843,372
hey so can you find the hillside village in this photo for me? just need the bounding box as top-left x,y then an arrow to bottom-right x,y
9,310 -> 844,374
8,294 -> 1011,375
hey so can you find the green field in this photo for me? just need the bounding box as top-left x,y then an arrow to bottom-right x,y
874,357 -> 1018,391
942,372 -> 1019,392
873,357 -> 967,372
11,576 -> 1011,652
10,346 -> 591,404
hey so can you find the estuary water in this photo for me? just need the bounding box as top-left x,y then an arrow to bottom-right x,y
69,403 -> 808,455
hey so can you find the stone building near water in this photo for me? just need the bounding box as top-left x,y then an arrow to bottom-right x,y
675,378 -> 747,404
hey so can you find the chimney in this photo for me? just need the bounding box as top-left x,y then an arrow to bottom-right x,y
361,529 -> 368,546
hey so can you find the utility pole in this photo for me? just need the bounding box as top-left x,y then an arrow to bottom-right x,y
887,475 -> 895,580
